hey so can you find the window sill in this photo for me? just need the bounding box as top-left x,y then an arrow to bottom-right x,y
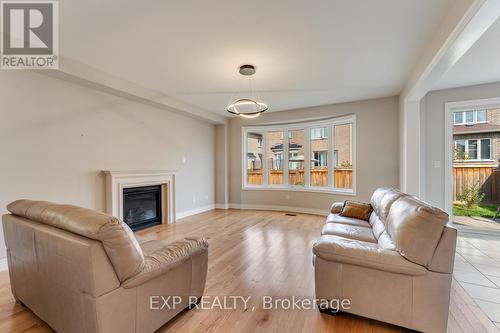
454,159 -> 495,162
453,121 -> 488,126
242,185 -> 356,196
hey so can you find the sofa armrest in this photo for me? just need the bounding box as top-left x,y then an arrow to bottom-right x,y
122,237 -> 209,288
330,202 -> 344,214
313,235 -> 427,276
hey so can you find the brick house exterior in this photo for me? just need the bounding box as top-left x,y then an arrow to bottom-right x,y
247,132 -> 263,170
334,124 -> 352,167
246,126 -> 352,187
453,108 -> 500,166
263,125 -> 352,171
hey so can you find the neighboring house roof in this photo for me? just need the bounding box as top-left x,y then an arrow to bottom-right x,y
453,123 -> 500,134
270,143 -> 302,151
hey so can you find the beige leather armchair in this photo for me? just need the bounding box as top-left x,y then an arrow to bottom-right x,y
313,188 -> 456,333
2,200 -> 209,333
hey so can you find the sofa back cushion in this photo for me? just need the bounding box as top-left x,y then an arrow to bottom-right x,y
386,196 -> 449,267
7,200 -> 145,282
370,187 -> 406,223
3,214 -> 121,299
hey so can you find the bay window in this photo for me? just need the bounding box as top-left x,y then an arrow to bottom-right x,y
288,129 -> 305,186
246,132 -> 263,185
334,123 -> 353,189
243,115 -> 355,193
310,127 -> 329,187
267,131 -> 284,184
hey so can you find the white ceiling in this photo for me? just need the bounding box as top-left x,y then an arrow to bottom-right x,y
60,0 -> 455,116
433,17 -> 500,91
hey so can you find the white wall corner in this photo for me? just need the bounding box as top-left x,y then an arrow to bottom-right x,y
176,204 -> 215,220
399,96 -> 407,192
400,99 -> 421,197
214,120 -> 230,208
419,98 -> 427,200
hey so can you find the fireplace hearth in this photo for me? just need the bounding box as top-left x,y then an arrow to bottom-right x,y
123,185 -> 162,231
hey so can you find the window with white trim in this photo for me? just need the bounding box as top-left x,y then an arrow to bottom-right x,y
453,138 -> 492,161
267,131 -> 284,185
246,132 -> 263,185
243,116 -> 355,193
453,110 -> 487,125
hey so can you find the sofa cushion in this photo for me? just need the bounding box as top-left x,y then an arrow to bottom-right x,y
340,200 -> 373,221
139,239 -> 168,255
7,199 -> 145,282
313,235 -> 427,276
386,196 -> 449,266
370,187 -> 406,223
123,237 -> 208,288
321,223 -> 377,243
326,214 -> 370,228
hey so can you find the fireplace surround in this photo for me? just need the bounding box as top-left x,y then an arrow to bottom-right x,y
104,170 -> 176,226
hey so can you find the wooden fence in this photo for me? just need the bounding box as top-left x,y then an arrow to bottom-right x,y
335,168 -> 352,189
247,165 -> 500,201
453,165 -> 498,203
248,168 -> 352,189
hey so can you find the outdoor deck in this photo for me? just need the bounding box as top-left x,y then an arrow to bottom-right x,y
454,216 -> 500,231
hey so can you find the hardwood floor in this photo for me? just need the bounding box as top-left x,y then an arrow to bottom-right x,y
0,209 -> 497,332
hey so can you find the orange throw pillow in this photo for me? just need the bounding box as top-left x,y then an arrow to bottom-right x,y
339,200 -> 373,221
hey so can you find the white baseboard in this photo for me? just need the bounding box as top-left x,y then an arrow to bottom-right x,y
227,203 -> 329,216
0,258 -> 8,272
176,203 -> 328,220
176,204 -> 215,220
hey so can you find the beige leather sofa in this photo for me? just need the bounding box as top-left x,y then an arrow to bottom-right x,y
313,188 -> 456,333
2,200 -> 209,333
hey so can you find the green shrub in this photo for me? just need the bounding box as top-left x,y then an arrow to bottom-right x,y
340,161 -> 352,168
457,183 -> 485,209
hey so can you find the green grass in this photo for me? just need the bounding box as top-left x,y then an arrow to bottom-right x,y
453,203 -> 498,218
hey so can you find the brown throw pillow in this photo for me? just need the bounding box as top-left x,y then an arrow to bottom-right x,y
339,200 -> 373,221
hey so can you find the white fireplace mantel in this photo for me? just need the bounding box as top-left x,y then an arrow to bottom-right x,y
103,170 -> 176,224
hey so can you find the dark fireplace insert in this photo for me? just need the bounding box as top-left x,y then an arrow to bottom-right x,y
123,185 -> 162,231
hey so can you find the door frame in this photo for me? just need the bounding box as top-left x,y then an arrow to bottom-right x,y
444,97 -> 500,225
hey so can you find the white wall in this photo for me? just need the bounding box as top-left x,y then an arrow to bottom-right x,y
227,96 -> 400,212
422,81 -> 500,209
214,122 -> 229,208
0,70 -> 215,259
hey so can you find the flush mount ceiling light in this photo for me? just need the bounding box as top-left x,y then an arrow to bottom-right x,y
226,65 -> 268,118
